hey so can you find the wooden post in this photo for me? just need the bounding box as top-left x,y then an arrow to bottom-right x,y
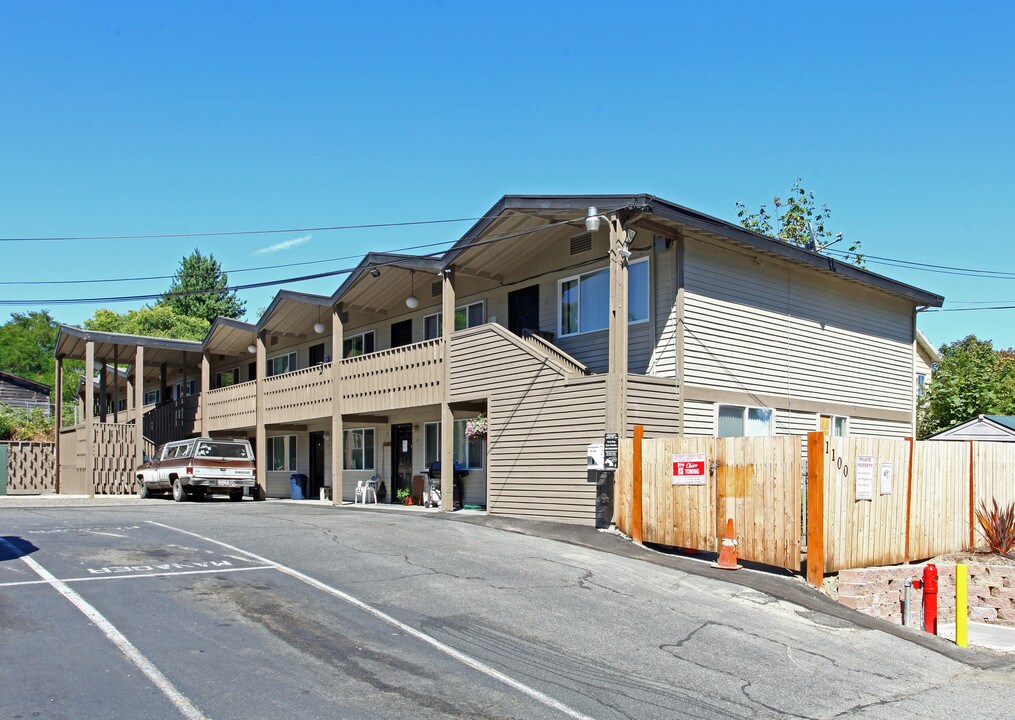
330,305 -> 344,505
632,425 -> 644,545
98,355 -> 107,423
112,346 -> 119,424
440,266 -> 456,511
806,431 -> 825,587
606,215 -> 629,444
159,362 -> 168,405
84,340 -> 95,498
255,331 -> 267,499
134,345 -> 144,473
200,351 -> 210,436
54,356 -> 63,494
968,440 -> 975,549
674,235 -> 686,436
904,436 -> 915,562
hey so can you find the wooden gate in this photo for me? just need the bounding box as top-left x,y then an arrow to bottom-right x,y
618,434 -> 802,571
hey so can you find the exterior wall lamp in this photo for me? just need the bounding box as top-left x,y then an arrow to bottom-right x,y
405,270 -> 419,309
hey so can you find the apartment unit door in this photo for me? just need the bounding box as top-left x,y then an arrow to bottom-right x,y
508,284 -> 539,336
308,431 -> 325,500
391,424 -> 413,503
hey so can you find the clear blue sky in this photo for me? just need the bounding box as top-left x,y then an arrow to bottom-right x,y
2,2 -> 1013,350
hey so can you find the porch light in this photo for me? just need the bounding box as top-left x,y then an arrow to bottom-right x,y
585,206 -> 602,233
370,268 -> 381,278
93,360 -> 104,371
313,307 -> 325,334
405,270 -> 419,309
247,344 -> 256,354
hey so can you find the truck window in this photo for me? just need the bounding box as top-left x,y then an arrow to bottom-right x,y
195,441 -> 250,459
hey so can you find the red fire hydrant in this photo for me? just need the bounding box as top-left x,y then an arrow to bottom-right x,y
912,564 -> 939,634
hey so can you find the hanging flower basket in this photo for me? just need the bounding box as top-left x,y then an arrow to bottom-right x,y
465,414 -> 487,438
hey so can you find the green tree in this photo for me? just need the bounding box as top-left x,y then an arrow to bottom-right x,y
161,248 -> 245,323
736,178 -> 865,267
84,305 -> 210,342
918,335 -> 1015,438
0,309 -> 82,424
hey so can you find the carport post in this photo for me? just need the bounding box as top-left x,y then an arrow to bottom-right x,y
112,346 -> 119,424
98,354 -> 107,423
255,330 -> 267,498
135,345 -> 145,474
200,351 -> 210,436
330,304 -> 344,505
84,340 -> 96,497
54,356 -> 63,493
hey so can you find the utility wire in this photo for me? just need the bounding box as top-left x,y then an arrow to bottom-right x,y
0,213 -> 602,307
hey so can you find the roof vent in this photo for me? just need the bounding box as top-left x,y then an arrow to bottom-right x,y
431,280 -> 442,297
569,232 -> 593,255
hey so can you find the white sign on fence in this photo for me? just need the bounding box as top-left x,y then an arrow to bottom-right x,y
672,453 -> 707,486
880,462 -> 893,495
855,455 -> 876,501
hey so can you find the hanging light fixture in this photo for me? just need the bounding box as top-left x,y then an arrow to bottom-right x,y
313,305 -> 325,334
405,270 -> 419,309
247,343 -> 256,354
92,360 -> 104,371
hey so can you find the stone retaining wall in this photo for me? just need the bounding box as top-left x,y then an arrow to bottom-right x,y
837,563 -> 1015,626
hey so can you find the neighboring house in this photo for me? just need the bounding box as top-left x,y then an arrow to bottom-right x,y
928,415 -> 1015,442
52,194 -> 943,523
915,329 -> 939,400
0,370 -> 51,417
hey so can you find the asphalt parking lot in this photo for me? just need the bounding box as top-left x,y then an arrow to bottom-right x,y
3,497 -> 1015,720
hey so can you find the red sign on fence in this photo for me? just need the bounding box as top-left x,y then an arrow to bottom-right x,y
672,453 -> 707,486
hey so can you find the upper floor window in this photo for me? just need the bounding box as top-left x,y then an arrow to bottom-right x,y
144,390 -> 160,406
215,368 -> 239,388
916,373 -> 928,397
559,257 -> 649,336
173,380 -> 196,399
343,331 -> 375,358
423,301 -> 485,340
717,404 -> 774,437
268,351 -> 297,376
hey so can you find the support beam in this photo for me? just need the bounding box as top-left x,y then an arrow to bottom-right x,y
84,340 -> 95,498
675,235 -> 686,435
606,214 -> 630,444
452,267 -> 504,284
54,357 -> 63,494
342,304 -> 389,318
255,331 -> 267,500
135,345 -> 145,474
331,305 -> 344,505
98,356 -> 107,423
200,351 -> 210,436
112,346 -> 119,424
440,266 -> 456,511
160,363 -> 168,405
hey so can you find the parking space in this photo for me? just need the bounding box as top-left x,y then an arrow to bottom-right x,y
1,511 -> 581,720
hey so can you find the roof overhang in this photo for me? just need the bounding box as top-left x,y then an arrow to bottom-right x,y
55,325 -> 203,365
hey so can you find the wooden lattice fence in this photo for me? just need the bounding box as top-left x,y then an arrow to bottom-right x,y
2,441 -> 56,494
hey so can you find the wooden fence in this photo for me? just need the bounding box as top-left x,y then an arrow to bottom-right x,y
619,429 -> 1015,584
617,433 -> 802,571
1,441 -> 56,494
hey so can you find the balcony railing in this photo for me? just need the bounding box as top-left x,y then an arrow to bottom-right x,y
340,338 -> 444,414
206,380 -> 256,432
264,364 -> 333,424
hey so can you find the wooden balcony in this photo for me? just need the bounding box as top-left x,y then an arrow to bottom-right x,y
264,364 -> 333,424
206,380 -> 256,432
340,338 -> 444,415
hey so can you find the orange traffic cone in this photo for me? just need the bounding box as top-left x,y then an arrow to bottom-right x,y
711,518 -> 742,571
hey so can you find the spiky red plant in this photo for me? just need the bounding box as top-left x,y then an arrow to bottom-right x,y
975,498 -> 1015,556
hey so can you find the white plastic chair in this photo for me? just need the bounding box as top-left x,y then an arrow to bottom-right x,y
354,477 -> 378,505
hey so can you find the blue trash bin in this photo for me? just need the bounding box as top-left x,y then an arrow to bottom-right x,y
289,473 -> 307,500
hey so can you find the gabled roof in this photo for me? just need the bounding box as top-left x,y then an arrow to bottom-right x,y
329,253 -> 444,305
928,414 -> 1015,440
916,329 -> 940,363
0,370 -> 51,395
985,416 -> 1015,431
445,194 -> 944,307
55,325 -> 203,364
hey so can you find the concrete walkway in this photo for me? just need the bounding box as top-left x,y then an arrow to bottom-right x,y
939,622 -> 1015,652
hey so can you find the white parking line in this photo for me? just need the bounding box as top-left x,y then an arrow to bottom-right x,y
147,520 -> 597,720
0,537 -> 208,720
0,564 -> 274,588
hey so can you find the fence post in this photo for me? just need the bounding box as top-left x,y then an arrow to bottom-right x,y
0,443 -> 8,496
806,431 -> 825,587
904,436 -> 914,562
968,440 -> 975,549
632,425 -> 644,545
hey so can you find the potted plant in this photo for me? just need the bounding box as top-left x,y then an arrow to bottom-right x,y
396,487 -> 413,505
465,414 -> 487,439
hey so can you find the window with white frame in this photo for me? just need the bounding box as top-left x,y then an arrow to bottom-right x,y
343,428 -> 375,470
916,373 -> 928,397
343,331 -> 375,358
831,415 -> 848,437
717,404 -> 774,437
559,257 -> 649,336
423,301 -> 485,340
144,390 -> 160,405
267,435 -> 297,472
215,368 -> 239,388
267,351 -> 297,376
423,420 -> 484,469
117,398 -> 128,412
173,380 -> 196,399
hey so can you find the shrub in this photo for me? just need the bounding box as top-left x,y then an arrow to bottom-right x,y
975,498 -> 1015,556
0,405 -> 55,441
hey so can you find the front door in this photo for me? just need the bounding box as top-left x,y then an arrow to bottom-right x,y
308,344 -> 325,366
308,431 -> 325,499
508,284 -> 540,336
391,424 -> 413,503
391,319 -> 412,348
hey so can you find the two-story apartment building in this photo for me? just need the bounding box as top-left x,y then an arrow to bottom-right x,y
53,194 -> 943,523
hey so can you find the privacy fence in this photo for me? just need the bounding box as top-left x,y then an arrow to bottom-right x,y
0,441 -> 56,494
616,429 -> 1015,586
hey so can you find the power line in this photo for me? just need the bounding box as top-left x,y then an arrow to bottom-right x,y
0,216 -> 486,243
824,248 -> 1015,280
0,214 -> 592,307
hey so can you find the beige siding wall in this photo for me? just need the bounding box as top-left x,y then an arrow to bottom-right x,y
451,325 -> 606,523
626,375 -> 679,437
683,238 -> 915,413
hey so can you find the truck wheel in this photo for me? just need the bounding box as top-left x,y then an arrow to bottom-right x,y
172,478 -> 187,502
229,490 -> 243,502
138,483 -> 150,499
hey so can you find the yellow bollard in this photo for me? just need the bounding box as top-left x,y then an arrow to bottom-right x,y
956,564 -> 968,648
